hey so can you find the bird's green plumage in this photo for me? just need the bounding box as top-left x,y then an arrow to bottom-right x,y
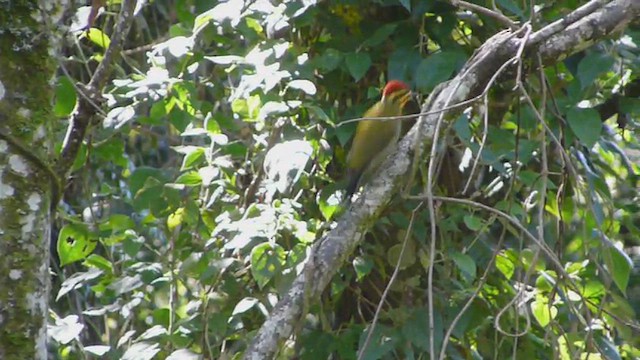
345,85 -> 412,197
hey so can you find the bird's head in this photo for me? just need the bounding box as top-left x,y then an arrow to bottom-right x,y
381,80 -> 413,113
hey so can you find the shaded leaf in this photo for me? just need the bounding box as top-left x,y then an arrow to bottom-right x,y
577,52 -> 614,89
54,76 -> 77,117
566,107 -> 601,148
345,52 -> 372,81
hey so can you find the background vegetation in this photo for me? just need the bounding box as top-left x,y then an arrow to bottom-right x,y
45,0 -> 640,358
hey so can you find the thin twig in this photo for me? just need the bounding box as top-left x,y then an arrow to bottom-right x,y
438,216 -> 504,360
242,119 -> 285,207
357,202 -> 424,360
420,27 -> 531,355
450,0 -> 519,30
459,24 -> 531,194
57,0 -> 137,179
408,195 -> 568,279
513,23 -> 532,89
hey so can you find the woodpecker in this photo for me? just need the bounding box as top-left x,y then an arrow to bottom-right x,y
345,80 -> 413,198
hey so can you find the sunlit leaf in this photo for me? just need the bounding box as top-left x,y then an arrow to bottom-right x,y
496,251 -> 515,280
84,28 -> 111,49
531,299 -> 557,327
57,223 -> 97,266
250,242 -> 286,289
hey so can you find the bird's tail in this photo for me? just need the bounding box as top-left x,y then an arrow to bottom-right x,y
344,169 -> 362,200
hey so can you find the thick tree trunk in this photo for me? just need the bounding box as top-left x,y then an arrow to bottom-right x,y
0,2 -> 60,358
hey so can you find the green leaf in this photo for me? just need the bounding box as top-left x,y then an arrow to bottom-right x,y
521,248 -> 544,271
94,138 -> 127,167
250,242 -> 286,289
54,76 -> 77,117
83,254 -> 113,273
49,315 -> 84,345
317,185 -> 342,221
108,214 -> 134,232
388,47 -> 422,82
577,52 -> 614,89
531,299 -> 557,327
345,52 -> 372,81
415,51 -> 461,92
167,207 -> 185,231
264,140 -> 312,193
287,79 -> 317,95
108,274 -> 143,296
141,101 -> 166,125
316,48 -> 342,72
353,256 -> 373,281
566,108 -> 601,148
400,307 -> 443,353
180,147 -> 205,170
495,0 -> 524,18
245,17 -> 263,35
335,120 -> 356,147
450,251 -> 476,279
129,167 -> 167,194
122,233 -> 145,258
169,108 -> 190,131
84,28 -> 111,49
604,243 -> 632,293
453,115 -> 472,143
57,223 -> 97,266
56,268 -> 103,301
595,334 -> 622,360
581,280 -> 605,299
305,104 -> 332,124
175,171 -> 202,186
463,215 -> 483,231
619,96 -> 640,115
359,325 -> 398,359
133,177 -> 169,215
387,240 -> 416,270
535,272 -> 556,292
398,0 -> 411,11
362,24 -> 397,48
496,251 -> 515,280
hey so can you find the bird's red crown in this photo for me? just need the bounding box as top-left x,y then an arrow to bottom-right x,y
382,80 -> 409,97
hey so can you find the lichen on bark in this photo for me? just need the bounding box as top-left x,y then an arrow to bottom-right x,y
0,1 -> 61,359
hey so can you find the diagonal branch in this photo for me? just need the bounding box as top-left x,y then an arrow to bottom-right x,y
243,0 -> 640,358
56,0 -> 137,180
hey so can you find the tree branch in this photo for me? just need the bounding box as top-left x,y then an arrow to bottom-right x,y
243,0 -> 640,358
450,0 -> 518,30
56,0 -> 137,180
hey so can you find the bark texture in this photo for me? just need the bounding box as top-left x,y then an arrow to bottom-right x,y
0,1 -> 62,359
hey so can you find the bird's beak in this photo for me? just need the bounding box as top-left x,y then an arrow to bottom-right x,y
399,90 -> 414,108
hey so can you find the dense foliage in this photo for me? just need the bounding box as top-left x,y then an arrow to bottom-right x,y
49,0 -> 640,359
